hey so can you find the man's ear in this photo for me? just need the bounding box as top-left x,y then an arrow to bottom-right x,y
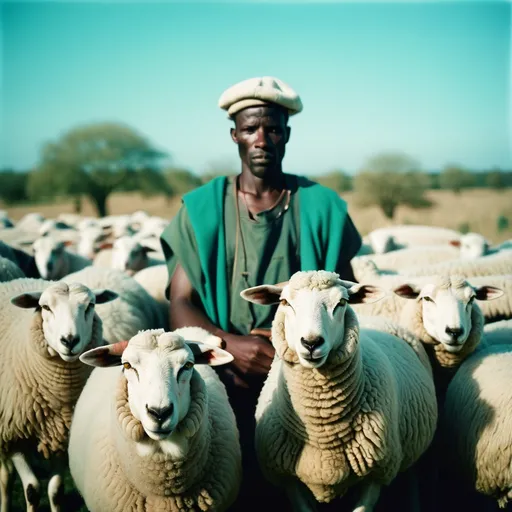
240,285 -> 283,305
230,127 -> 238,144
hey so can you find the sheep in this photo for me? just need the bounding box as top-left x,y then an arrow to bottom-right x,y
352,245 -> 460,279
0,241 -> 40,279
76,226 -> 111,259
15,213 -> 45,234
392,275 -> 503,401
0,256 -> 25,282
0,212 -> 13,229
351,261 -> 512,324
94,236 -> 164,275
31,237 -> 92,280
241,270 -> 437,511
38,219 -> 74,237
63,266 -> 164,342
68,327 -> 242,511
441,343 -> 512,508
368,225 -> 461,248
449,232 -> 512,260
395,249 -> 512,279
0,278 -> 117,512
133,264 -> 170,328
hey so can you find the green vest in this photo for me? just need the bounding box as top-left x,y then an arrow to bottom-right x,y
183,175 -> 348,331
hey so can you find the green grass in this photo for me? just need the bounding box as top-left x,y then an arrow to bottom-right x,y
10,470 -> 87,512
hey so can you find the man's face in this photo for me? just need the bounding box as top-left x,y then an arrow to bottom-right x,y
231,105 -> 291,179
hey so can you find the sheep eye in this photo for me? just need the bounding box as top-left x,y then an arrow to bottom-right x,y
467,296 -> 475,305
86,303 -> 94,313
422,297 -> 434,303
123,362 -> 132,370
280,299 -> 289,307
338,299 -> 347,307
42,305 -> 51,312
184,361 -> 194,370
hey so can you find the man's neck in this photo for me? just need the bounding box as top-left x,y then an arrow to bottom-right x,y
238,170 -> 286,198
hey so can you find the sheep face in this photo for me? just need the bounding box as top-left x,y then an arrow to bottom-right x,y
10,282 -> 118,361
33,237 -> 72,280
111,236 -> 151,272
394,277 -> 503,353
79,329 -> 233,441
279,284 -> 352,368
77,227 -> 107,259
240,270 -> 385,369
451,233 -> 490,260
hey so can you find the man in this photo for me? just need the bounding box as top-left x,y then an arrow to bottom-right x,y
160,76 -> 362,510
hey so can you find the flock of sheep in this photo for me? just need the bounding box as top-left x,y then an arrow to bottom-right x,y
0,208 -> 511,512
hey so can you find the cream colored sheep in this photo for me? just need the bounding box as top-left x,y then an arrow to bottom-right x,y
241,271 -> 437,511
0,279 -> 117,512
392,275 -> 503,400
69,328 -> 241,511
441,344 -> 512,508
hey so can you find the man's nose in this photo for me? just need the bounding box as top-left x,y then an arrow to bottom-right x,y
254,128 -> 269,148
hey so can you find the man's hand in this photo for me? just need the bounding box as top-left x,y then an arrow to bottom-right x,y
224,333 -> 275,378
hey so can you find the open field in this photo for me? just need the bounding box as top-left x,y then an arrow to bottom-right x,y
3,187 -> 512,243
1,186 -> 512,511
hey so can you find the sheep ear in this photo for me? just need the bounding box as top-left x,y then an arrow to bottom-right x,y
10,292 -> 42,309
240,285 -> 283,305
449,240 -> 461,247
92,289 -> 119,304
474,286 -> 504,301
393,284 -> 422,300
62,240 -> 74,247
141,246 -> 158,254
347,284 -> 385,304
79,340 -> 129,367
99,242 -> 113,250
186,342 -> 234,366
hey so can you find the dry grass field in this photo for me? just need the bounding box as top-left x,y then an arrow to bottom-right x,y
4,187 -> 512,242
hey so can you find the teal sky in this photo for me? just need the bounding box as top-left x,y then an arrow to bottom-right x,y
2,1 -> 511,176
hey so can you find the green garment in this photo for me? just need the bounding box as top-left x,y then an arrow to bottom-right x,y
160,174 -> 361,335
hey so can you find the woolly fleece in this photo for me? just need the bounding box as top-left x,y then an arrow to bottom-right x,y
0,278 -> 102,459
69,332 -> 241,511
255,272 -> 438,503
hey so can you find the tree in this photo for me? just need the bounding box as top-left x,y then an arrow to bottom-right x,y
201,157 -> 238,183
313,170 -> 353,193
354,152 -> 432,219
0,170 -> 30,205
30,123 -> 167,216
164,168 -> 202,196
439,165 -> 476,194
486,169 -> 505,191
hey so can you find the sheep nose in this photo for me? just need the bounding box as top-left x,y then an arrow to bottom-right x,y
300,337 -> 324,351
445,327 -> 464,341
146,404 -> 174,423
60,335 -> 80,350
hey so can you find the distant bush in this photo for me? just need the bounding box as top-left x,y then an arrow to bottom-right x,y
497,215 -> 509,233
313,171 -> 353,193
458,222 -> 471,234
165,168 -> 203,196
439,166 -> 477,194
0,170 -> 30,204
354,153 -> 432,219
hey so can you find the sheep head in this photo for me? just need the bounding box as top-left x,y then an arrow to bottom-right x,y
32,236 -> 75,279
394,275 -> 503,353
241,270 -> 384,369
11,281 -> 117,362
80,329 -> 233,441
